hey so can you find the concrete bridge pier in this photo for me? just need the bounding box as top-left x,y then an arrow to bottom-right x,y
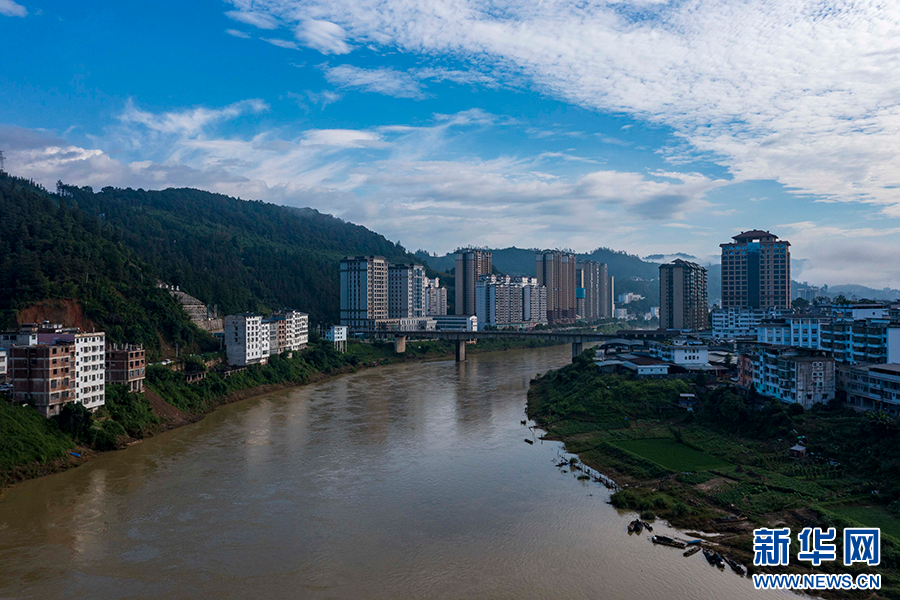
394,335 -> 406,354
455,339 -> 466,362
572,341 -> 583,361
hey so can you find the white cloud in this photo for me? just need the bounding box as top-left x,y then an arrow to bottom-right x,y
223,0 -> 900,215
263,38 -> 299,49
117,99 -> 268,136
324,65 -> 424,99
295,19 -> 351,54
226,29 -> 250,38
224,10 -> 278,29
301,129 -> 387,148
0,0 -> 26,17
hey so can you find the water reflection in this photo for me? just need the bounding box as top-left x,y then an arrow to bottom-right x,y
0,346 -> 791,600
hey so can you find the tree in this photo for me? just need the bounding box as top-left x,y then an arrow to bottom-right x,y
792,297 -> 810,311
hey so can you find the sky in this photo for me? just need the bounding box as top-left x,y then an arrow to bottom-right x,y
2,0 -> 900,288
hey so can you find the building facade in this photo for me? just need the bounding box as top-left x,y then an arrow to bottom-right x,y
10,343 -> 76,417
224,314 -> 268,367
36,331 -> 107,412
340,256 -> 389,329
748,345 -> 835,408
721,230 -> 791,309
105,344 -> 146,393
454,249 -> 492,316
424,277 -> 448,316
647,340 -> 709,365
711,307 -> 792,339
757,315 -> 829,349
838,363 -> 900,415
536,250 -> 577,324
659,259 -> 708,331
325,325 -> 348,352
388,264 -> 427,319
821,317 -> 900,365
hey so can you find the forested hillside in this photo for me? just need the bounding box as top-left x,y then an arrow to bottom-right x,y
0,173 -> 431,354
0,174 -> 211,356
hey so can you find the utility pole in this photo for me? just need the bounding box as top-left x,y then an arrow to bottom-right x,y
0,150 -> 5,173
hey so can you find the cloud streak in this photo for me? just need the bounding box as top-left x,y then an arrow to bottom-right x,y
223,0 -> 900,214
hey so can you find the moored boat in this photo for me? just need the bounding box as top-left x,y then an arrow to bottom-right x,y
652,535 -> 687,549
683,546 -> 701,557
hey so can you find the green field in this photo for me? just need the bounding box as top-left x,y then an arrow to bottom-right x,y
829,505 -> 900,541
610,438 -> 730,472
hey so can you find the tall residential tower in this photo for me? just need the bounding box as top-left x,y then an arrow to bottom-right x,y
659,259 -> 708,330
454,249 -> 492,316
720,230 -> 791,309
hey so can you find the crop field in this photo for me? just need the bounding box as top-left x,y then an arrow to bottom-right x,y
610,438 -> 730,472
829,504 -> 900,541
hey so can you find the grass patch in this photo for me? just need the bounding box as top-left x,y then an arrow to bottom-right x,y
829,505 -> 900,541
610,438 -> 730,472
0,400 -> 76,471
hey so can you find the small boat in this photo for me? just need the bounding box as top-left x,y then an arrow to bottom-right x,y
715,515 -> 748,523
652,535 -> 687,549
685,539 -> 702,545
684,546 -> 701,557
524,438 -> 534,445
642,521 -> 653,532
703,549 -> 717,564
724,556 -> 746,575
628,519 -> 643,533
712,552 -> 726,568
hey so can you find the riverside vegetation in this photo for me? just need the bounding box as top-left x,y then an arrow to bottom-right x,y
0,335 -> 560,490
527,352 -> 900,597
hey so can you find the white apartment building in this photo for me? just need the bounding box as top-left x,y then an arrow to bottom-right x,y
520,277 -> 548,325
647,339 -> 709,366
225,314 -> 268,366
326,325 -> 348,352
274,309 -> 309,352
757,315 -> 828,349
749,345 -> 835,409
425,277 -> 448,316
711,307 -> 792,339
476,275 -> 547,328
0,348 -> 7,382
36,331 -> 106,411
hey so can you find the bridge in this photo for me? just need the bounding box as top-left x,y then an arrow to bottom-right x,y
361,330 -> 627,362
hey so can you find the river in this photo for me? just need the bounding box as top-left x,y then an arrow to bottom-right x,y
0,345 -> 789,599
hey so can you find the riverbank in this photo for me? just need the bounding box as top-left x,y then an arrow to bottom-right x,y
527,353 -> 900,598
0,336 -> 562,491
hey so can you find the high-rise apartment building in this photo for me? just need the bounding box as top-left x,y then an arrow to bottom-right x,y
536,251 -> 577,324
340,256 -> 389,329
455,249 -> 492,316
475,275 -> 547,327
388,264 -> 427,319
659,259 -> 708,330
424,277 -> 448,316
576,260 -> 614,321
721,230 -> 791,309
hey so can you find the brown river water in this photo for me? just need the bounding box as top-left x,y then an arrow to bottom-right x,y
0,345 -> 791,599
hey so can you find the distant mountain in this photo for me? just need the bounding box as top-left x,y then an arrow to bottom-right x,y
827,284 -> 900,301
643,252 -> 698,262
415,246 -> 660,280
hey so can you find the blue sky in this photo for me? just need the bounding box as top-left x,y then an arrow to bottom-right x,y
3,0 -> 900,288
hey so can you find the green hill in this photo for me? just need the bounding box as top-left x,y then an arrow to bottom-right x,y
0,173 -> 429,356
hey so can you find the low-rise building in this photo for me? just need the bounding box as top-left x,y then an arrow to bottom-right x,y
647,339 -> 709,366
748,345 -> 835,408
106,344 -> 146,393
325,326 -> 348,352
10,343 -> 76,417
837,363 -> 900,415
711,307 -> 792,339
432,315 -> 478,332
757,314 -> 829,349
821,316 -> 900,365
